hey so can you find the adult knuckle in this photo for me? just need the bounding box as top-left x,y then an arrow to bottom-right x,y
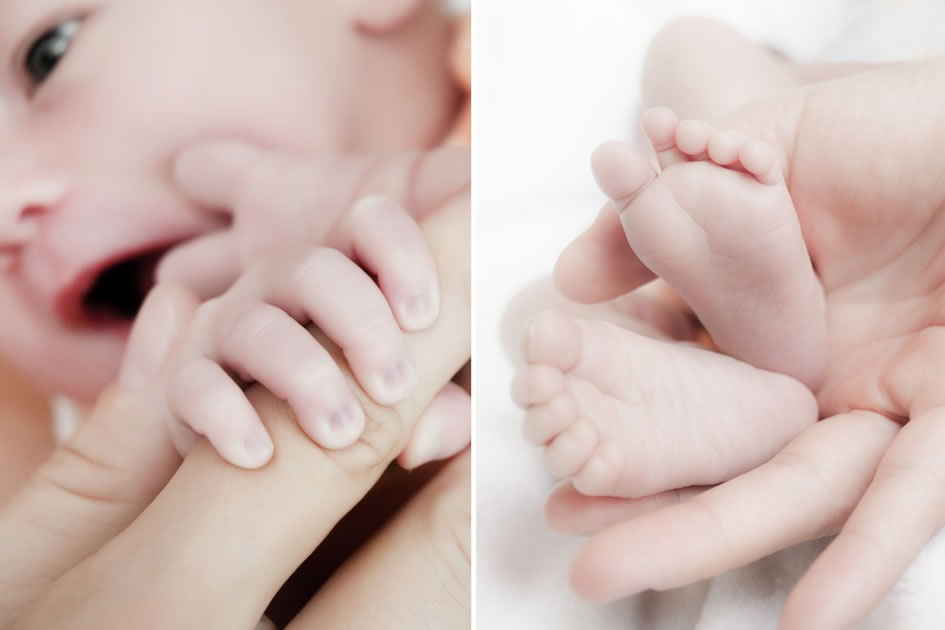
875,459 -> 945,502
30,444 -> 122,509
333,391 -> 431,477
769,448 -> 835,507
351,404 -> 413,470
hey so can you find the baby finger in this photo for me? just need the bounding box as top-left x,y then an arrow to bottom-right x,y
204,300 -> 366,450
346,196 -> 440,331
262,249 -> 416,406
166,356 -> 274,469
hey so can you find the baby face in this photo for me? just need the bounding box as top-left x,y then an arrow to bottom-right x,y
0,0 -> 458,400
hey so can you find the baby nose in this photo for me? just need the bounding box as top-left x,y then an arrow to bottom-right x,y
0,175 -> 68,259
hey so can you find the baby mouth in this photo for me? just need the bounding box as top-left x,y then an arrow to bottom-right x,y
58,246 -> 171,328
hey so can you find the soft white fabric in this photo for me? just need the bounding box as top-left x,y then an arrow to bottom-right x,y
475,1 -> 945,627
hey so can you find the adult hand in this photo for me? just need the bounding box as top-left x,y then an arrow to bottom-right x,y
0,193 -> 469,629
551,60 -> 945,629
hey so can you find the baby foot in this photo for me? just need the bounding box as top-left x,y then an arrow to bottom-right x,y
512,311 -> 817,498
592,108 -> 826,390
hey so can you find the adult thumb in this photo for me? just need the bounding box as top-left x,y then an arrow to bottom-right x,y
0,284 -> 197,624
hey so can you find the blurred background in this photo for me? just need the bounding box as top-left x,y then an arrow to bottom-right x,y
475,1 -> 945,628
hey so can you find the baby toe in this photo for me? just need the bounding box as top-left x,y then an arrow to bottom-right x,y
544,419 -> 598,478
738,140 -> 782,185
522,392 -> 577,446
523,311 -> 582,371
706,130 -> 747,166
510,364 -> 565,408
641,107 -> 685,168
573,441 -> 626,497
675,119 -> 714,157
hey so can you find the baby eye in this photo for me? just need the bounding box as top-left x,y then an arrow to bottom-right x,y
23,19 -> 81,87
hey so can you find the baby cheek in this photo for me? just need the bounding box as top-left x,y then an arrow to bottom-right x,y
20,87 -> 141,174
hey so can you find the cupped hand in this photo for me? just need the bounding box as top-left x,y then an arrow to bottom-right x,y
0,194 -> 469,629
552,60 -> 945,629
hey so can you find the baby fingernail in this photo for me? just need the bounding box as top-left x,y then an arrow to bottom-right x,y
399,285 -> 440,330
243,429 -> 275,465
323,401 -> 365,447
330,402 -> 361,432
376,359 -> 416,404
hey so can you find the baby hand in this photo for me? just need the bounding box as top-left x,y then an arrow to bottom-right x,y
158,142 -> 470,332
152,219 -> 423,468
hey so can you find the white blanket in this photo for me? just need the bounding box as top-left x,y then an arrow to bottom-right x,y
475,1 -> 945,627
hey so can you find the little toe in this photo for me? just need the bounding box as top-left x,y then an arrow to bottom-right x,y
544,420 -> 598,478
522,393 -> 577,446
573,441 -> 626,497
738,140 -> 782,185
706,130 -> 747,166
641,107 -> 685,169
510,364 -> 565,408
590,142 -> 658,210
675,119 -> 714,158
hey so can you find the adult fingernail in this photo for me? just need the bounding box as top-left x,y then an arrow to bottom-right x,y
375,359 -> 417,404
398,284 -> 440,331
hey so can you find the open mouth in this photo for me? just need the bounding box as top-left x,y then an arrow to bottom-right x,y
57,246 -> 171,329
82,249 -> 166,323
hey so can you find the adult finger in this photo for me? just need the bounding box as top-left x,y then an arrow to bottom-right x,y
545,481 -> 704,536
569,411 -> 898,602
398,382 -> 471,470
287,451 -> 470,630
0,285 -> 197,624
553,203 -> 655,303
782,407 -> 945,630
14,195 -> 470,629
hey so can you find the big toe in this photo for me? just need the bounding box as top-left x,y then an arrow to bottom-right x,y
591,141 -> 657,209
522,310 -> 583,370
